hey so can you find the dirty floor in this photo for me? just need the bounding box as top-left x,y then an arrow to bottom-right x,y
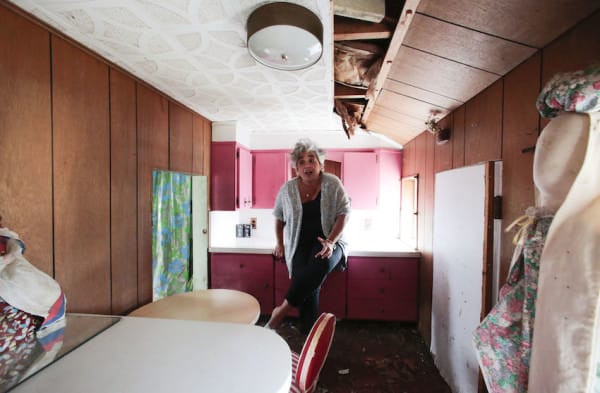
261,317 -> 452,393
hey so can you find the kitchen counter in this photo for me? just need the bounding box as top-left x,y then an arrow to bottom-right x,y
209,237 -> 420,258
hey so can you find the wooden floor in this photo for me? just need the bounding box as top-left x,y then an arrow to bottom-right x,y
260,317 -> 452,393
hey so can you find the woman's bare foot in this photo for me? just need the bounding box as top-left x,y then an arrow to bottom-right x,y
265,300 -> 292,329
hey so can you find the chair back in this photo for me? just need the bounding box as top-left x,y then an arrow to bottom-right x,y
295,313 -> 336,392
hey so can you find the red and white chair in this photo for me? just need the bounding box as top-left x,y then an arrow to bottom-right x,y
290,313 -> 336,393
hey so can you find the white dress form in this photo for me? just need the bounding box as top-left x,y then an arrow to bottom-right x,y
529,112 -> 600,392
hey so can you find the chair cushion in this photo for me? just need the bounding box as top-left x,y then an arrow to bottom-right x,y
295,313 -> 336,392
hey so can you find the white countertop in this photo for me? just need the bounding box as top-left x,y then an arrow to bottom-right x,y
13,315 -> 291,393
209,237 -> 420,258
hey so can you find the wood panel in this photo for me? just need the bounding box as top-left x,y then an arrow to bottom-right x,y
417,0 -> 600,48
110,68 -> 138,314
169,102 -> 193,173
500,53 -> 541,282
404,13 -> 536,75
192,114 -> 205,175
0,6 -> 53,275
384,79 -> 463,110
414,133 -> 427,251
371,104 -> 426,128
390,46 -> 499,102
452,105 -> 466,168
464,80 -> 503,166
378,89 -> 448,121
434,114 -> 453,173
542,10 -> 600,84
52,36 -> 110,313
402,139 -> 416,177
367,117 -> 424,145
137,84 -> 169,305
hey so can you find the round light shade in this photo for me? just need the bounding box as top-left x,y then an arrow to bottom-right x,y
247,2 -> 323,71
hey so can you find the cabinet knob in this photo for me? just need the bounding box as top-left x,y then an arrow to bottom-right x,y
202,228 -> 207,234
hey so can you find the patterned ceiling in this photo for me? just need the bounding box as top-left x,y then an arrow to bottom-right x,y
10,0 -> 348,137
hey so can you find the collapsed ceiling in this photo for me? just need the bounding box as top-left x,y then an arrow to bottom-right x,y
332,0 -> 600,144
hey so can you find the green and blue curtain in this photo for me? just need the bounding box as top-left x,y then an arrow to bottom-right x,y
152,170 -> 192,301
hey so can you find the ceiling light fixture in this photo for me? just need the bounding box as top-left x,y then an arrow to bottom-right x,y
247,2 -> 323,71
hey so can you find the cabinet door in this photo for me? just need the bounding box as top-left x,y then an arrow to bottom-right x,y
210,142 -> 236,210
237,146 -> 253,208
347,257 -> 418,321
343,152 -> 378,209
274,260 -> 346,318
253,151 -> 287,208
210,253 -> 274,314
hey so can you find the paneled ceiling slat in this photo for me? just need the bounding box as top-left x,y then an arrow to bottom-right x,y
389,46 -> 499,102
377,89 -> 448,120
417,0 -> 600,48
404,13 -> 537,75
383,79 -> 463,110
370,106 -> 427,128
366,118 -> 423,144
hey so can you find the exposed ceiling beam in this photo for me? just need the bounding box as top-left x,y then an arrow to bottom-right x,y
333,15 -> 393,40
334,83 -> 367,99
360,0 -> 421,124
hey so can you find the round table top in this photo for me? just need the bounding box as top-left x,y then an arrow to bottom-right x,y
128,289 -> 261,325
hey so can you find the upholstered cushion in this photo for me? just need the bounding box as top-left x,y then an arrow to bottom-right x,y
293,313 -> 336,392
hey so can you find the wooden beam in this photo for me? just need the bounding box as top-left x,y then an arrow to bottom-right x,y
361,0 -> 421,123
334,83 -> 367,99
334,15 -> 393,40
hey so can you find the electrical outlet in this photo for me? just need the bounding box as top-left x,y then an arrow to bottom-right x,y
250,217 -> 257,229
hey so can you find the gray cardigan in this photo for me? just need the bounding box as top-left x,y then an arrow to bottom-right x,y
273,172 -> 351,275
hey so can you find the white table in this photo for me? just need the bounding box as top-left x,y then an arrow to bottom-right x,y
128,289 -> 261,325
12,315 -> 291,393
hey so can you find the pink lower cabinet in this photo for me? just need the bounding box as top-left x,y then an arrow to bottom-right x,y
274,260 -> 347,318
347,256 -> 419,321
210,253 -> 274,315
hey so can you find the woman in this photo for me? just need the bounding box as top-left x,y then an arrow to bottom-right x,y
265,138 -> 350,334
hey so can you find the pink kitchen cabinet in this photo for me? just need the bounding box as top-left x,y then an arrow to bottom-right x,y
253,150 -> 289,208
347,256 -> 419,321
342,151 -> 379,209
210,253 -> 274,314
210,142 -> 253,210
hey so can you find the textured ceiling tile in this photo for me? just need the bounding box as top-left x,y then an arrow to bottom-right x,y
61,9 -> 95,34
96,7 -> 148,28
176,32 -> 203,51
138,1 -> 190,25
209,30 -> 245,47
102,22 -> 141,47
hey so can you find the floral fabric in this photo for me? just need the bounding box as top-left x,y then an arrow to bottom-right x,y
152,170 -> 193,301
473,208 -> 553,393
536,64 -> 600,118
0,301 -> 43,390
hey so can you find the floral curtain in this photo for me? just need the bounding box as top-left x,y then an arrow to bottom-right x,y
152,170 -> 192,301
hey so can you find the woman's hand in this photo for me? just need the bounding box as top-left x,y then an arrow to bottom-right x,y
315,237 -> 335,259
273,243 -> 285,260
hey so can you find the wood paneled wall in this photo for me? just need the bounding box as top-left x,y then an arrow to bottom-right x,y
403,9 -> 600,344
0,4 -> 212,315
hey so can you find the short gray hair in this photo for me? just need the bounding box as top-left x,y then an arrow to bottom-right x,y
289,138 -> 326,169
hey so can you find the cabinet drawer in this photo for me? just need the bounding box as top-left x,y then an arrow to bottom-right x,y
347,298 -> 417,321
348,257 -> 419,280
211,253 -> 273,277
347,279 -> 405,299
